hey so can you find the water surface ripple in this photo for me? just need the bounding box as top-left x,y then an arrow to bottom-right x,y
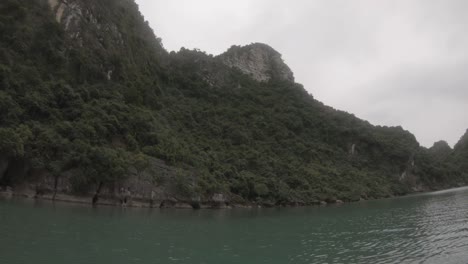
1,187 -> 468,264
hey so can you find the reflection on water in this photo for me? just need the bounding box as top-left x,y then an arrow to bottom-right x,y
1,187 -> 468,264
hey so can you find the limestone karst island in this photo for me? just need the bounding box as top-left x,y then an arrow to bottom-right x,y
1,1 -> 468,263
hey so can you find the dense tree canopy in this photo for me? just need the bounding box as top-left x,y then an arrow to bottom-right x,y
0,0 -> 466,205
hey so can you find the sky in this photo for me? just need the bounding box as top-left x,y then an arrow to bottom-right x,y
135,0 -> 468,147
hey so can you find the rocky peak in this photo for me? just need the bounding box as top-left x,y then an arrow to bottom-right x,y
46,0 -> 164,51
454,129 -> 468,150
45,0 -> 166,82
429,140 -> 452,160
430,140 -> 451,152
47,0 -> 124,47
218,43 -> 294,83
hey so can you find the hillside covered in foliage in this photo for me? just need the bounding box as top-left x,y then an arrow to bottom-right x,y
0,0 -> 466,207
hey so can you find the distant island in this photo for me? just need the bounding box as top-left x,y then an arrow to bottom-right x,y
0,0 -> 467,208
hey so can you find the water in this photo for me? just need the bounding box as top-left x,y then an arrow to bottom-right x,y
1,187 -> 468,264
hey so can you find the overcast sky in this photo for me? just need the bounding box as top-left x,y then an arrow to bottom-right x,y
135,0 -> 468,147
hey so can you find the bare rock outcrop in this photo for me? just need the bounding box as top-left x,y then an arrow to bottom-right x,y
218,43 -> 294,82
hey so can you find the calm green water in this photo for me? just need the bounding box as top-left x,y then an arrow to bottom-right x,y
1,187 -> 468,264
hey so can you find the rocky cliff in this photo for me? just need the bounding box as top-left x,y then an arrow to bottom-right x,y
428,140 -> 452,161
219,43 -> 294,82
454,130 -> 468,151
47,0 -> 166,83
451,130 -> 468,179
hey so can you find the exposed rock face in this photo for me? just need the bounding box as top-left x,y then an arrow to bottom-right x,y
218,43 -> 294,82
350,143 -> 356,155
0,155 -> 236,209
47,0 -> 124,47
46,0 -> 166,82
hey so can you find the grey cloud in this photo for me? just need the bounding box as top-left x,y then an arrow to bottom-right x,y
353,61 -> 468,146
135,0 -> 468,147
366,62 -> 468,102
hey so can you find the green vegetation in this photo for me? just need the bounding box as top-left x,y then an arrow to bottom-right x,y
0,0 -> 466,205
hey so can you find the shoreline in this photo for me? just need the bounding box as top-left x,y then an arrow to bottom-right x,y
2,185 -> 465,210
0,189 -> 257,209
0,189 -> 345,209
